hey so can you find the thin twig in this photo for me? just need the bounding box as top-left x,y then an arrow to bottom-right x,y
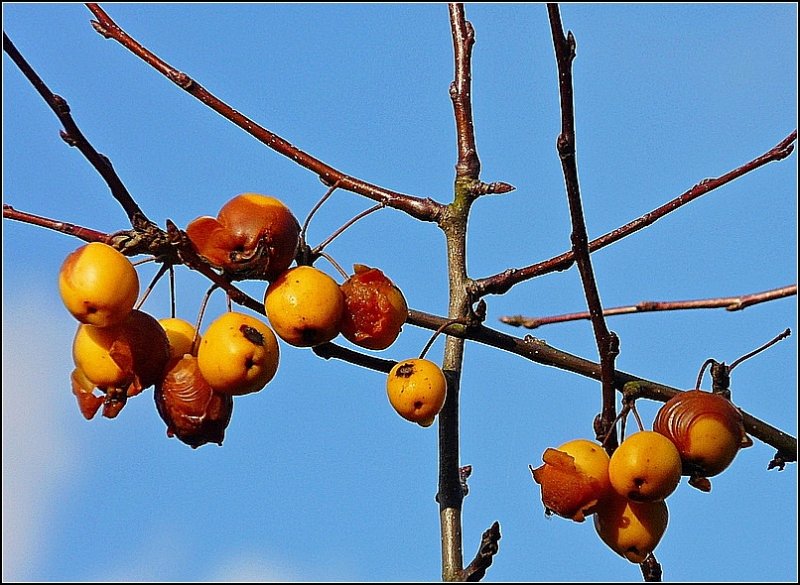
548,4 -> 618,452
407,308 -> 797,461
3,204 -> 111,243
462,521 -> 501,582
85,3 -> 444,224
470,130 -> 797,298
729,328 -> 792,372
449,3 -> 480,181
312,342 -> 396,374
500,285 -> 798,329
3,32 -> 152,230
312,203 -> 385,255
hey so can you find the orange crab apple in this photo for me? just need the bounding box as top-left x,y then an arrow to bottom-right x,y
197,311 -> 279,395
186,193 -> 300,280
155,355 -> 233,448
531,439 -> 612,522
386,358 -> 447,427
264,265 -> 345,347
71,309 -> 170,418
58,241 -> 139,327
340,264 -> 408,350
608,431 -> 682,502
653,390 -> 752,486
594,492 -> 669,563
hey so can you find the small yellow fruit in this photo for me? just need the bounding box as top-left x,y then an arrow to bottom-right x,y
197,311 -> 279,395
386,358 -> 447,427
594,492 -> 669,563
58,242 -> 139,327
531,439 -> 611,522
608,431 -> 682,502
159,317 -> 200,363
653,390 -> 752,481
264,266 -> 345,347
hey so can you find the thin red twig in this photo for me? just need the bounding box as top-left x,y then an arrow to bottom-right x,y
500,285 -> 798,329
84,3 -> 444,224
3,204 -> 111,243
470,130 -> 797,298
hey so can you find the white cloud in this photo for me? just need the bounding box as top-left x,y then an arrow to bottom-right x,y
205,552 -> 305,582
1,298 -> 79,581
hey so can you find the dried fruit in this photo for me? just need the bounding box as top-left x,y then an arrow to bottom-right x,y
653,390 -> 752,489
71,310 -> 170,418
155,355 -> 233,448
186,193 -> 300,280
340,264 -> 408,350
531,439 -> 611,522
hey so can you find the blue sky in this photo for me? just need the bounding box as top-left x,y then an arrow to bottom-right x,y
3,3 -> 797,582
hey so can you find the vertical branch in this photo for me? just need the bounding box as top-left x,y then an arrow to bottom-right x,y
547,4 -> 619,451
449,3 -> 480,181
436,4 -> 485,581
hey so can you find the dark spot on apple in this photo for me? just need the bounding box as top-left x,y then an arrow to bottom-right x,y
240,324 -> 265,346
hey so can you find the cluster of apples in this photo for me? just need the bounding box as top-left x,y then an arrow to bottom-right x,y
531,391 -> 751,563
58,193 -> 448,447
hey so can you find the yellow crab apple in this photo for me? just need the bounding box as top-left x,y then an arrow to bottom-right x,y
264,265 -> 345,347
197,311 -> 279,395
608,431 -> 682,502
340,264 -> 408,350
58,241 -> 139,327
386,358 -> 447,427
531,439 -> 611,522
594,493 -> 669,563
159,317 -> 200,364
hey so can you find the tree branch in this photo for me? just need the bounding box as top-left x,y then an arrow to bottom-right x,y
547,4 -> 618,450
407,309 -> 797,462
3,204 -> 111,244
500,285 -> 798,329
84,3 -> 445,225
3,32 -> 153,230
462,521 -> 501,582
470,130 -> 797,298
449,3 -> 480,182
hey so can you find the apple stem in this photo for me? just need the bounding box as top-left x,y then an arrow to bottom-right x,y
729,328 -> 792,372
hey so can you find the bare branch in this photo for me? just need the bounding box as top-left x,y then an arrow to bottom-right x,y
312,342 -> 397,374
3,204 -> 111,243
449,3 -> 480,181
548,4 -> 618,450
470,130 -> 798,298
407,309 -> 797,462
84,3 -> 444,224
3,32 -> 153,230
500,285 -> 798,329
462,521 -> 501,582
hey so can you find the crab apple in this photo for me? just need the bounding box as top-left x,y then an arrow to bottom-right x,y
197,311 -> 279,395
386,358 -> 447,427
58,241 -> 139,327
186,193 -> 300,280
653,390 -> 753,486
71,310 -> 170,417
155,355 -> 234,448
70,367 -> 105,420
594,493 -> 669,563
340,264 -> 408,350
159,317 -> 200,364
264,265 -> 345,347
530,439 -> 611,522
608,431 -> 682,502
